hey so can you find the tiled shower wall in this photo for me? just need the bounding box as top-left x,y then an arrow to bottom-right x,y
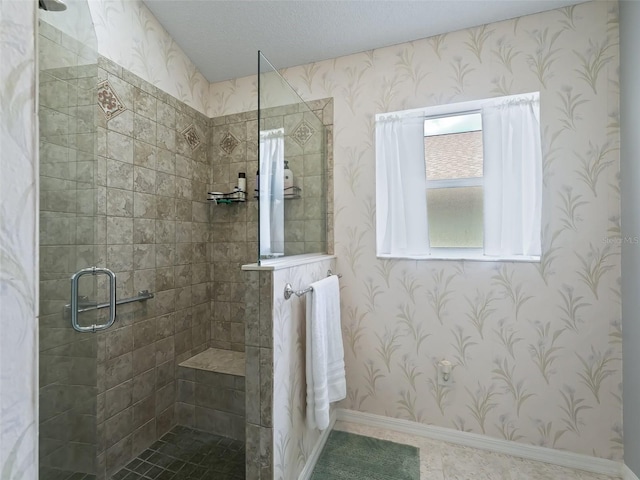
209,100 -> 333,353
94,55 -> 212,476
243,270 -> 274,480
176,366 -> 246,440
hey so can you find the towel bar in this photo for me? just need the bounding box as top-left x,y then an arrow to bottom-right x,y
284,270 -> 341,300
64,290 -> 154,317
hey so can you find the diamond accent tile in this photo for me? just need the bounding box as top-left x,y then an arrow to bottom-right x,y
182,124 -> 201,150
220,132 -> 239,154
291,120 -> 315,146
97,80 -> 125,120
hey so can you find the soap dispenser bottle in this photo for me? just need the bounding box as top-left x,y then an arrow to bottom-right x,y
283,161 -> 294,195
237,172 -> 246,200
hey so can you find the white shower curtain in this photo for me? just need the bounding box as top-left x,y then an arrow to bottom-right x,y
482,93 -> 542,257
375,114 -> 430,257
259,128 -> 285,257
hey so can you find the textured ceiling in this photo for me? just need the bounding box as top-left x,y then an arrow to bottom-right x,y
143,0 -> 584,84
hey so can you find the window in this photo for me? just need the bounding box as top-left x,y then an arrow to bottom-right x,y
425,113 -> 483,249
375,93 -> 541,261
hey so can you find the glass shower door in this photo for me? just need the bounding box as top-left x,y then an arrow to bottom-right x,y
257,51 -> 327,263
38,4 -> 102,478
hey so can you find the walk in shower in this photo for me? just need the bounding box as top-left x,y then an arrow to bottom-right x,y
38,4 -> 332,478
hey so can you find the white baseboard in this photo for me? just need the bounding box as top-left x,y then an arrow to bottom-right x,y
624,464 -> 640,480
298,410 -> 337,480
335,409 -> 623,477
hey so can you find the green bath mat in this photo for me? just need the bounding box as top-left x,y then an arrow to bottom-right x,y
310,430 -> 420,480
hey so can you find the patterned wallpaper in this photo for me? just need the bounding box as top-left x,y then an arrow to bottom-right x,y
88,0 -> 210,116
0,4 -> 624,479
210,1 -> 623,460
0,1 -> 39,479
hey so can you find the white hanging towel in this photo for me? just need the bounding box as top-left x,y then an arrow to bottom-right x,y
305,275 -> 346,430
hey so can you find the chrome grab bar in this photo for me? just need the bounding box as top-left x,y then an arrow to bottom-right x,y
70,267 -> 116,333
284,270 -> 342,300
64,290 -> 154,316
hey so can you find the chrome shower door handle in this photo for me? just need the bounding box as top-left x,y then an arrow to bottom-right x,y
70,267 -> 117,333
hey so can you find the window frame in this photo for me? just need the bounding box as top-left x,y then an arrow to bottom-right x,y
425,112 -> 484,253
375,93 -> 541,263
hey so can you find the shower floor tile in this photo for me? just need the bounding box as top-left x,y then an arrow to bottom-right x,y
39,468 -> 96,480
111,426 -> 245,480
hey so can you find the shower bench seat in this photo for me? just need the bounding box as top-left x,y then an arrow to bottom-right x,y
179,347 -> 245,377
177,348 -> 246,440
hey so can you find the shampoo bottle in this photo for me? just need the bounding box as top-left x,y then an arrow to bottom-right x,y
237,172 -> 246,200
283,161 -> 294,195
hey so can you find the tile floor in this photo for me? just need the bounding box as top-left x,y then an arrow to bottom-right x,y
333,421 -> 622,480
110,426 -> 245,480
107,420 -> 622,480
39,470 -> 96,480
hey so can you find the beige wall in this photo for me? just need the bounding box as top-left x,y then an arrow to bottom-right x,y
88,0 -> 210,115
210,1 -> 622,459
0,2 -> 39,479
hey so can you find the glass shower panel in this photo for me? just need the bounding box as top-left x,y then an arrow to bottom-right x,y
258,52 -> 326,263
38,2 -> 101,478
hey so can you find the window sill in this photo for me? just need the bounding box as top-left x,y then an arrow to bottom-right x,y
377,252 -> 540,263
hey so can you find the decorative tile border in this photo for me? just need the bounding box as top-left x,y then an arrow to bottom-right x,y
291,120 -> 315,146
182,124 -> 202,150
97,80 -> 126,120
220,132 -> 239,154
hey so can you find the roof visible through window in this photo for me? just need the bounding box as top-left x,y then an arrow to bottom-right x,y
425,130 -> 483,180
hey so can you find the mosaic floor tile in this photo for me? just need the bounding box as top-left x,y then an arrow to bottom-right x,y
39,466 -> 97,480
110,425 -> 245,480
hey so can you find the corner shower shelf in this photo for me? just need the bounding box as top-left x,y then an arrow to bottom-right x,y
253,186 -> 302,200
208,191 -> 246,204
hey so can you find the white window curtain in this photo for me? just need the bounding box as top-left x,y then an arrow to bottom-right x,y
375,114 -> 430,257
259,128 -> 285,257
482,93 -> 542,258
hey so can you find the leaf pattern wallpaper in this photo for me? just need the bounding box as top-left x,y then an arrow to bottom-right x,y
209,1 -> 623,460
88,0 -> 210,115
0,1 -> 39,479
0,1 -> 624,478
